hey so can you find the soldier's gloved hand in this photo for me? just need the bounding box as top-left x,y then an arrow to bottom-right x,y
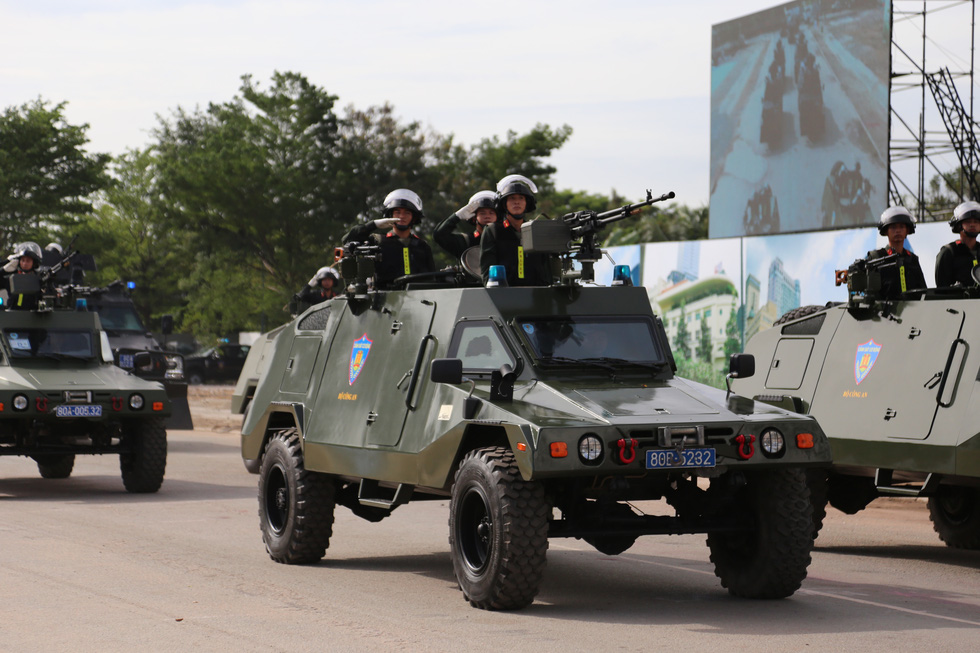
373,218 -> 399,230
457,204 -> 477,224
3,256 -> 18,273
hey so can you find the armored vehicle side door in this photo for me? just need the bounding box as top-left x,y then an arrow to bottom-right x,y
810,301 -> 967,441
307,293 -> 437,450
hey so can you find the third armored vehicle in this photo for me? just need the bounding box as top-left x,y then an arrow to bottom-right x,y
734,257 -> 980,549
234,192 -> 831,610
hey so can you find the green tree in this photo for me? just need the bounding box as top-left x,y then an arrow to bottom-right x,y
0,98 -> 111,252
673,303 -> 691,360
696,314 -> 712,362
723,298 -> 742,358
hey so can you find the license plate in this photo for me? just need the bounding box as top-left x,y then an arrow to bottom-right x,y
56,405 -> 102,418
646,447 -> 715,469
119,354 -> 134,369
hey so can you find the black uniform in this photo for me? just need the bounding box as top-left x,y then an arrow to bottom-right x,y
344,222 -> 436,289
479,219 -> 551,286
867,247 -> 927,298
434,214 -> 482,259
935,239 -> 980,288
295,285 -> 337,305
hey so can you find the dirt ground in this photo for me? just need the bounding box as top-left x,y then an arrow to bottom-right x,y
186,384 -> 238,432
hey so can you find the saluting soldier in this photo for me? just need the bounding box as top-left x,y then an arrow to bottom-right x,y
434,190 -> 497,260
344,189 -> 435,290
479,174 -> 551,286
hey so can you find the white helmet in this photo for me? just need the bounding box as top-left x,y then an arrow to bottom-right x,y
383,189 -> 424,224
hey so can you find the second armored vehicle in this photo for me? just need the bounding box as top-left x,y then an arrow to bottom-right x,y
734,256 -> 980,549
234,194 -> 832,609
0,272 -> 172,492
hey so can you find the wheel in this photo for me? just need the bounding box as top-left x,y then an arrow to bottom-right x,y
449,447 -> 549,610
119,417 -> 167,493
806,468 -> 829,541
927,486 -> 980,549
707,469 -> 813,598
188,373 -> 204,385
583,502 -> 638,556
34,454 -> 75,479
258,428 -> 336,564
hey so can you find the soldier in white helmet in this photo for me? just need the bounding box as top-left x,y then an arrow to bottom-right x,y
296,266 -> 340,305
866,206 -> 926,297
434,190 -> 497,259
1,241 -> 44,310
343,189 -> 436,289
935,200 -> 980,287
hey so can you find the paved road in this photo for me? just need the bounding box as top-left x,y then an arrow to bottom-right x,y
2,428 -> 978,652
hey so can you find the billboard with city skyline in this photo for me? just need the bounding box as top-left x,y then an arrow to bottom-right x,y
709,0 -> 891,238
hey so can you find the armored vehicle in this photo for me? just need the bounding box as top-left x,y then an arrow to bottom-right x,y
0,271 -> 171,492
235,192 -> 831,610
734,256 -> 980,549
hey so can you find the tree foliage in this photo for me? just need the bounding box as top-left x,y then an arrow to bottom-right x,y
673,303 -> 691,360
0,98 -> 111,252
603,203 -> 708,246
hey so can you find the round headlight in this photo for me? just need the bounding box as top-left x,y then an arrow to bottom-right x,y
129,394 -> 144,410
12,394 -> 28,411
760,428 -> 785,457
578,434 -> 603,463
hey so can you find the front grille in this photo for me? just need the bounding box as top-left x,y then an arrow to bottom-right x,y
63,390 -> 93,404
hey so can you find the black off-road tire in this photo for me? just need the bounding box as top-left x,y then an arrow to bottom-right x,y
449,447 -> 549,610
707,469 -> 813,598
120,417 -> 167,493
927,486 -> 980,550
806,468 -> 829,541
259,429 -> 336,564
34,454 -> 75,479
773,304 -> 826,327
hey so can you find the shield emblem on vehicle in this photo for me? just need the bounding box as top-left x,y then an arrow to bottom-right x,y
854,340 -> 882,385
349,334 -> 373,386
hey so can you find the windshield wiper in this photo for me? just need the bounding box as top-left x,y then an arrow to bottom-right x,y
537,356 -> 618,374
582,357 -> 668,372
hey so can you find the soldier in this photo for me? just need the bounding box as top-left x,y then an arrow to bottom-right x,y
479,174 -> 551,286
434,190 -> 497,260
935,200 -> 980,287
867,206 -> 926,298
1,242 -> 43,310
296,266 -> 340,305
343,189 -> 435,289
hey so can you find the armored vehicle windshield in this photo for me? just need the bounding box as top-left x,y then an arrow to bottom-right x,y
516,316 -> 666,365
5,328 -> 97,360
94,304 -> 146,332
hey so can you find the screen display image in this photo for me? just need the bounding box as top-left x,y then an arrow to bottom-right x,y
710,0 -> 891,238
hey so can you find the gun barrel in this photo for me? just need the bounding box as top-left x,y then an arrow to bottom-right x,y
596,191 -> 674,226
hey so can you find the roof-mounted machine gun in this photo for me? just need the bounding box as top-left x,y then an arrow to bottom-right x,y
523,190 -> 675,283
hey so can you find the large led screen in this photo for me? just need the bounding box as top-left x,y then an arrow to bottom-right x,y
710,0 -> 891,238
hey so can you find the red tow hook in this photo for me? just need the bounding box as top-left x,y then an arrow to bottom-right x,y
616,438 -> 636,464
735,434 -> 755,460
36,396 -> 48,412
111,396 -> 123,412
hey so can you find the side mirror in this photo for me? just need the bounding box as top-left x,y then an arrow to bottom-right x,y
430,358 -> 463,384
133,351 -> 152,371
161,314 -> 174,335
729,353 -> 755,379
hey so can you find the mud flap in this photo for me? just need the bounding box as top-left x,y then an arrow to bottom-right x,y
165,382 -> 194,430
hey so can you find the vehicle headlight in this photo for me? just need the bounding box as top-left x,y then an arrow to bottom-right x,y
129,393 -> 144,410
578,434 -> 603,464
12,394 -> 28,411
164,354 -> 184,380
760,428 -> 785,458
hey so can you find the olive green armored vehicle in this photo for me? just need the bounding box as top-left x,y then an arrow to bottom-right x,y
235,193 -> 831,610
734,254 -> 980,549
0,265 -> 171,492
